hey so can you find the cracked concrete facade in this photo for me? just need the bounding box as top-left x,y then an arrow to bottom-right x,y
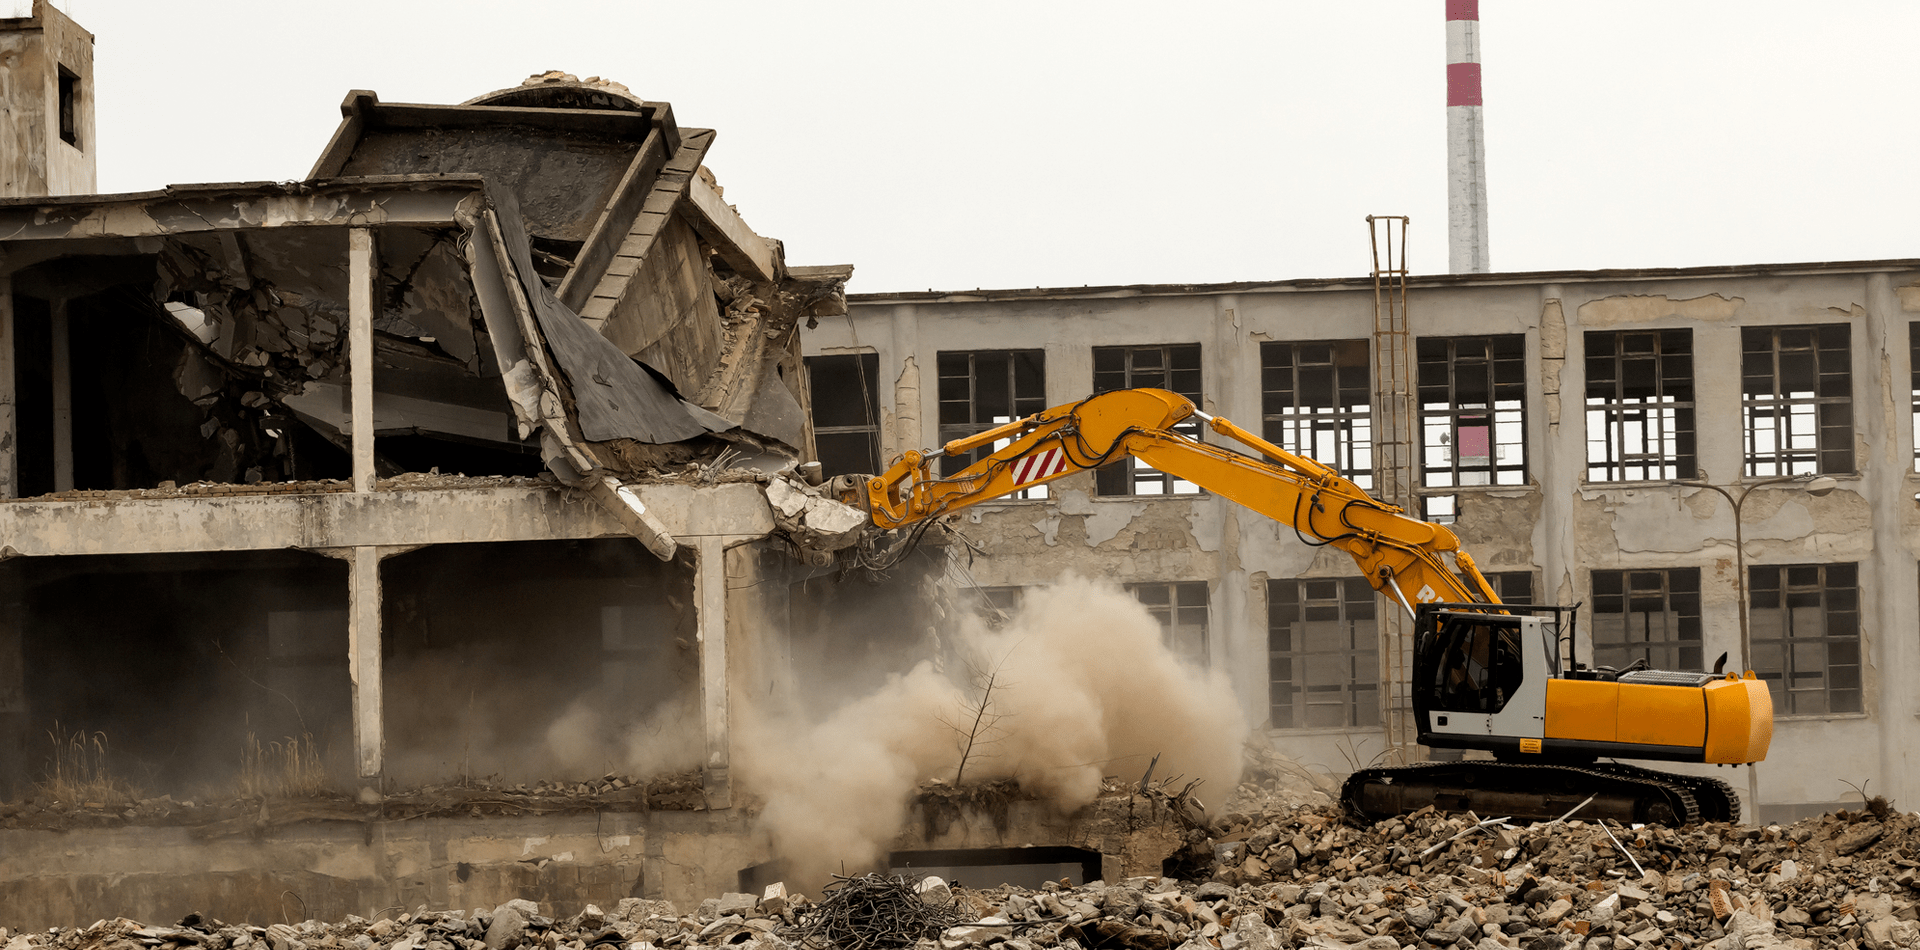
816,260 -> 1920,822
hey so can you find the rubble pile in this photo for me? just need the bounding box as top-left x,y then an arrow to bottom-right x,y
7,795 -> 1920,950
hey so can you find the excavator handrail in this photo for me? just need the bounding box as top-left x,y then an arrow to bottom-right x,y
850,388 -> 1502,616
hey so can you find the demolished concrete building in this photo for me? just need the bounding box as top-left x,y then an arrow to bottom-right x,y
0,2 -> 968,923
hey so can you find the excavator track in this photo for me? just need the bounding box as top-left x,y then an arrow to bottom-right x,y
1341,760 -> 1743,827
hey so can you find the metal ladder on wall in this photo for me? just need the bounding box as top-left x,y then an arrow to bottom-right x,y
1366,216 -> 1419,762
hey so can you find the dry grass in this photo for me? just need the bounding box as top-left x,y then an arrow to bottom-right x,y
238,732 -> 329,799
36,724 -> 141,806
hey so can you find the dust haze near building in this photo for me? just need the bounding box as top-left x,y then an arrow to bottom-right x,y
739,576 -> 1247,888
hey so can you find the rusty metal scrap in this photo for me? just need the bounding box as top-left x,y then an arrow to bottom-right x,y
786,873 -> 971,950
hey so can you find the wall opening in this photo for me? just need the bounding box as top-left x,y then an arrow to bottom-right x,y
2,549 -> 351,800
57,65 -> 78,148
380,539 -> 700,786
889,846 -> 1101,889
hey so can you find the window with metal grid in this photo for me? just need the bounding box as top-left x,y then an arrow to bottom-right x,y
1093,343 -> 1202,496
1267,577 -> 1378,729
1910,323 -> 1920,472
1261,340 -> 1373,490
935,349 -> 1049,497
1741,325 -> 1852,477
1417,334 -> 1527,488
1585,330 -> 1696,482
1748,563 -> 1861,716
1490,571 -> 1534,605
1590,568 -> 1703,672
1128,581 -> 1209,665
805,353 -> 882,478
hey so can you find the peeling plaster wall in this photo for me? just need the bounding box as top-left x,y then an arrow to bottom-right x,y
820,263 -> 1920,813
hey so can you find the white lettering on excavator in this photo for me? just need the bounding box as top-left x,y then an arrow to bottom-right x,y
1416,584 -> 1439,603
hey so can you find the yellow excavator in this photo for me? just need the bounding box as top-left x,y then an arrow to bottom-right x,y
838,388 -> 1771,825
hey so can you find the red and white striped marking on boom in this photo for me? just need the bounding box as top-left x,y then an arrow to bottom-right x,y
1011,447 -> 1069,486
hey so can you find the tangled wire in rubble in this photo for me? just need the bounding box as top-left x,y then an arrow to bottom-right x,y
786,873 -> 974,950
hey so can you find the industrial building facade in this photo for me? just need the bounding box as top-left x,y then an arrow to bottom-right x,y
809,259 -> 1920,821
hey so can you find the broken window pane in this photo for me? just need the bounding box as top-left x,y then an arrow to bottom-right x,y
1585,329 -> 1695,482
1261,339 -> 1373,489
1589,567 -> 1703,672
1128,581 -> 1210,666
1268,577 -> 1378,729
1742,324 -> 1853,476
1417,335 -> 1527,488
1747,562 -> 1861,716
805,353 -> 882,478
935,349 -> 1049,499
1093,343 -> 1203,496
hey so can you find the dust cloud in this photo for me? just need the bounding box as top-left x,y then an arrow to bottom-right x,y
737,575 -> 1247,887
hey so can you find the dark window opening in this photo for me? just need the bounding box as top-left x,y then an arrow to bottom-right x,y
1742,324 -> 1852,476
936,349 -> 1048,496
806,353 -> 882,478
1490,571 -> 1535,606
1262,339 -> 1373,489
1268,577 -> 1377,729
57,66 -> 78,148
1748,562 -> 1861,716
890,847 -> 1102,890
1591,568 -> 1703,672
1094,343 -> 1203,495
1585,329 -> 1695,482
1418,335 -> 1527,488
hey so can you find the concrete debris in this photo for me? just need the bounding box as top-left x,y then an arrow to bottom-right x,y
11,790 -> 1920,950
765,476 -> 876,553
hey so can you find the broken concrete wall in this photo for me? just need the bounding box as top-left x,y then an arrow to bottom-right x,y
819,262 -> 1920,818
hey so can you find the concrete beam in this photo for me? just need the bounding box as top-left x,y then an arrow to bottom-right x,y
684,175 -> 777,283
348,228 -> 375,493
0,178 -> 485,243
0,482 -> 774,557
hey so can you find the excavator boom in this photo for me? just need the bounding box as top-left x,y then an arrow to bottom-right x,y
860,388 -> 1499,617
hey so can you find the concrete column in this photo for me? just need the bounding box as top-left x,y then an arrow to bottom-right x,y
348,545 -> 383,780
348,228 -> 375,493
0,276 -> 14,500
1537,285 -> 1574,607
695,536 -> 731,809
888,304 -> 921,457
49,296 -> 70,492
1865,272 -> 1913,804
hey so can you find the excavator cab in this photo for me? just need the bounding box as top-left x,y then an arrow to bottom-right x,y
1411,604 -> 1565,758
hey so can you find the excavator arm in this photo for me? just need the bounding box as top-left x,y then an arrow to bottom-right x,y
854,388 -> 1499,617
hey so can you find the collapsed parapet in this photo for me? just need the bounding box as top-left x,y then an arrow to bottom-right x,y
0,77 -> 858,561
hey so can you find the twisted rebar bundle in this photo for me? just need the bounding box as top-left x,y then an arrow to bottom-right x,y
788,873 -> 971,950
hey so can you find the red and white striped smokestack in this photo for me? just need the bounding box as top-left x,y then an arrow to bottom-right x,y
1446,0 -> 1490,273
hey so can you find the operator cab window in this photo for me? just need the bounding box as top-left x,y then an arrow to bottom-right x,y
1423,614 -> 1523,714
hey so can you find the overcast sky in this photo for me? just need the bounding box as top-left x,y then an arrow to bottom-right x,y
53,1 -> 1920,294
